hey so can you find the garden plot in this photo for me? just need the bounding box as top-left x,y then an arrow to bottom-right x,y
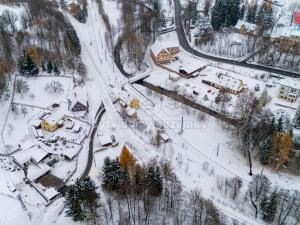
13,76 -> 73,108
2,106 -> 41,152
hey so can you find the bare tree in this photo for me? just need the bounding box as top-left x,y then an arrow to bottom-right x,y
15,79 -> 29,94
45,80 -> 64,93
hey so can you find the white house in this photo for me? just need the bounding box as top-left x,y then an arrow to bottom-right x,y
278,78 -> 300,102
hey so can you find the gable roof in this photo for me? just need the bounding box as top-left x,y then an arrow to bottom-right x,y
151,42 -> 171,56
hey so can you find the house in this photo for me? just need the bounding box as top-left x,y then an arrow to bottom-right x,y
151,42 -> 172,64
99,134 -> 112,147
235,20 -> 257,36
13,144 -> 57,169
127,108 -> 137,118
44,188 -> 59,202
129,98 -> 140,109
68,87 -> 88,113
278,78 -> 300,103
62,149 -> 79,160
202,73 -> 244,94
150,41 -> 180,64
41,107 -> 66,132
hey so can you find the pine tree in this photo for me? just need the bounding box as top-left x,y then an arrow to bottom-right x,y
211,0 -> 225,30
259,136 -> 272,165
65,177 -> 99,223
260,190 -> 278,222
54,64 -> 60,75
102,157 -> 128,192
41,61 -> 46,72
276,116 -> 283,133
225,0 -> 240,27
240,4 -> 245,20
294,105 -> 300,129
146,164 -> 163,197
65,185 -> 85,221
256,2 -> 273,27
246,2 -> 257,23
18,55 -> 26,75
25,54 -> 39,76
47,61 -> 53,73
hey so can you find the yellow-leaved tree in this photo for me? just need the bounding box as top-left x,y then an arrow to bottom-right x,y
119,145 -> 136,176
276,131 -> 292,170
26,47 -> 40,65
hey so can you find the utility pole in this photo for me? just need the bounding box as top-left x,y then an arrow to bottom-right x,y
216,143 -> 220,156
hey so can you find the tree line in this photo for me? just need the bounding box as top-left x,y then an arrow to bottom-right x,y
65,146 -> 231,225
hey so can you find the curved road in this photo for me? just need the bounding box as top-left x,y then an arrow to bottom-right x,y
173,0 -> 300,78
81,103 -> 105,179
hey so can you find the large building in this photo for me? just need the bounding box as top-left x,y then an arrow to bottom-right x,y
278,78 -> 300,103
202,73 -> 244,94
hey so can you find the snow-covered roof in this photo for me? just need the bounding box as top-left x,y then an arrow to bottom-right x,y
69,86 -> 88,108
99,134 -> 112,146
31,120 -> 42,128
14,145 -> 52,166
44,188 -> 59,201
160,133 -> 170,141
163,40 -> 179,49
21,140 -> 35,151
202,73 -> 244,92
280,78 -> 300,90
151,42 -> 169,56
44,105 -> 66,126
127,108 -> 137,117
28,164 -> 51,181
63,149 -> 78,159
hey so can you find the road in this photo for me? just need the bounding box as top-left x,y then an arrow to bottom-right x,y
173,0 -> 300,78
80,103 -> 105,179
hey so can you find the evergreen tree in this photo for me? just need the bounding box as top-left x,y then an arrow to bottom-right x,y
146,164 -> 163,197
54,64 -> 60,75
211,0 -> 225,30
246,2 -> 257,23
102,157 -> 128,192
260,190 -> 278,222
41,61 -> 46,72
240,4 -> 245,20
65,177 -> 100,223
65,185 -> 85,221
19,53 -> 39,76
65,22 -> 81,57
225,0 -> 240,27
259,136 -> 272,165
211,0 -> 240,30
293,105 -> 300,129
47,61 -> 53,73
18,55 -> 26,75
276,116 -> 283,133
256,2 -> 273,27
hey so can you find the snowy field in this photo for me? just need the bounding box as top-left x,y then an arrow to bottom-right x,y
2,106 -> 41,152
13,76 -> 73,108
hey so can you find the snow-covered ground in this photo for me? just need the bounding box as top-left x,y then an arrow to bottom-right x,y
13,76 -> 73,108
